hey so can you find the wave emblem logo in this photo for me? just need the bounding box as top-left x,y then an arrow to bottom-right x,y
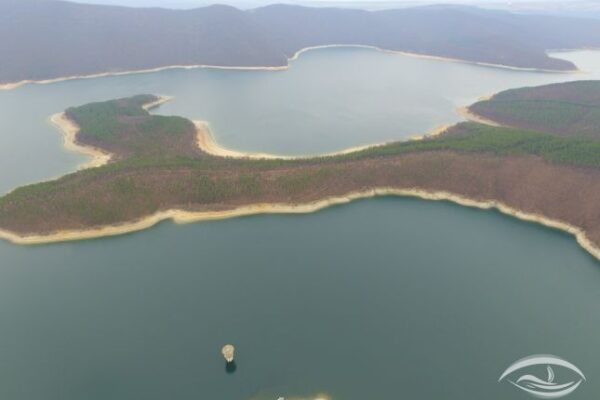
499,355 -> 585,399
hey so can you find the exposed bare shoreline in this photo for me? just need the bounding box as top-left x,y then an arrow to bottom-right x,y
48,95 -> 174,171
456,106 -> 503,127
192,120 -> 449,159
1,98 -> 600,264
0,44 -> 580,92
1,187 -> 599,261
49,112 -> 112,170
289,45 -> 581,73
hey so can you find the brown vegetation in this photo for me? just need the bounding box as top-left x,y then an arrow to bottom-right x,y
2,88 -> 600,255
4,1 -> 600,85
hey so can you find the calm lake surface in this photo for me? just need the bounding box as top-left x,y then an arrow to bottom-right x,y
1,47 -> 600,399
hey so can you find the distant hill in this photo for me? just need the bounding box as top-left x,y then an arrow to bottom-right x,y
2,0 -> 600,85
469,81 -> 600,137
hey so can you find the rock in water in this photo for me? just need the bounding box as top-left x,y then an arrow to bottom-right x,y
221,344 -> 235,363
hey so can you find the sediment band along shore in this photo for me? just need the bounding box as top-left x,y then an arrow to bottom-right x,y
1,186 -> 598,263
192,117 -> 450,159
49,95 -> 175,170
0,45 -> 580,92
456,106 -> 503,127
2,95 -> 600,266
193,120 -> 411,160
49,112 -> 112,170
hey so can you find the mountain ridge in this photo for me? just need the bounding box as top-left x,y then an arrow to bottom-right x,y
2,1 -> 600,85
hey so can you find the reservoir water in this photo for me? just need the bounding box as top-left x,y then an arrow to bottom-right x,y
2,47 -> 600,194
1,47 -> 600,399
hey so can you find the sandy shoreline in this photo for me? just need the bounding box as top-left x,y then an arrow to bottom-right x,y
193,114 -> 450,160
456,106 -> 503,127
2,91 -> 600,263
1,187 -> 599,262
0,65 -> 287,91
142,95 -> 174,111
410,123 -> 452,141
48,95 -> 174,170
0,44 -> 579,92
49,112 -> 112,170
193,120 -> 416,160
289,45 -> 580,74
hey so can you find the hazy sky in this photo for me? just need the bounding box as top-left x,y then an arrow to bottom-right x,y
69,0 -> 579,7
67,0 -> 600,13
69,0 -> 441,6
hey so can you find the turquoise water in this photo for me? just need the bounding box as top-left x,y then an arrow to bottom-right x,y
1,47 -> 600,399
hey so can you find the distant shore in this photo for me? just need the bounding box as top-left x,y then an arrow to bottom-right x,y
289,45 -> 581,74
0,65 -> 286,91
0,44 -> 580,92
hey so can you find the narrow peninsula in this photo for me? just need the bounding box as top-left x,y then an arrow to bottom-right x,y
2,81 -> 600,261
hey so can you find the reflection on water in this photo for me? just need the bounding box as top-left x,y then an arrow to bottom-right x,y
226,361 -> 238,374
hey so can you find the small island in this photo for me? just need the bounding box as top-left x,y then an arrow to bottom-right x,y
2,81 -> 600,260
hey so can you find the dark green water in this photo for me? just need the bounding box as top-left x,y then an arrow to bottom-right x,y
1,47 -> 600,399
1,199 -> 599,399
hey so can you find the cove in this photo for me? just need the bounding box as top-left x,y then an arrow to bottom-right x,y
2,47 -> 600,194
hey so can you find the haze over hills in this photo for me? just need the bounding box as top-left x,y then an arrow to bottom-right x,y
44,0 -> 595,11
3,0 -> 600,85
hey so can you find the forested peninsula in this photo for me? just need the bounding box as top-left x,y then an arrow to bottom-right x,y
1,81 -> 600,260
3,0 -> 600,88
